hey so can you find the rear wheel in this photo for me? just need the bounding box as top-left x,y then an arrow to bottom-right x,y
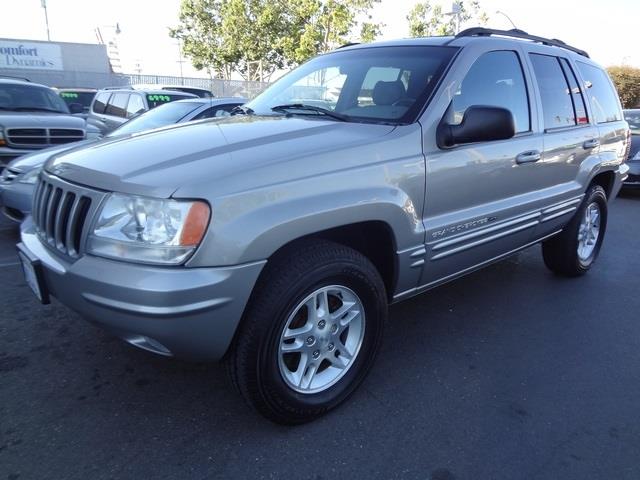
542,184 -> 608,276
225,240 -> 387,424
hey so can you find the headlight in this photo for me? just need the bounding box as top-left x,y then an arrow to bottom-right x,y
86,193 -> 210,265
18,167 -> 41,184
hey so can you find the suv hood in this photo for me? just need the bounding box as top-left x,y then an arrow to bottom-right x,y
46,116 -> 396,198
6,140 -> 96,173
0,112 -> 86,129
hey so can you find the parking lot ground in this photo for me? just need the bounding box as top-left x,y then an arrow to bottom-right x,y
1,192 -> 640,480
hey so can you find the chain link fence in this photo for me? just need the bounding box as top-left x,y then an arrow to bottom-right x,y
124,74 -> 270,99
0,68 -> 270,99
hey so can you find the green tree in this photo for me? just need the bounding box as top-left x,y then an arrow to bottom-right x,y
407,1 -> 488,38
607,65 -> 640,109
170,0 -> 383,81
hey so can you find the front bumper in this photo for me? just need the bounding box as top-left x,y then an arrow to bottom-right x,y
0,180 -> 34,222
622,161 -> 640,187
19,218 -> 266,361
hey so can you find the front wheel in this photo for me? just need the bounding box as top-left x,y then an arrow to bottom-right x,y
225,240 -> 387,424
542,184 -> 608,276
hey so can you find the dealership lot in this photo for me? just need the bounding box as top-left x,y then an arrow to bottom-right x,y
1,193 -> 639,479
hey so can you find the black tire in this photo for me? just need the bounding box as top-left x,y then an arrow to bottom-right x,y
542,184 -> 608,276
225,239 -> 387,425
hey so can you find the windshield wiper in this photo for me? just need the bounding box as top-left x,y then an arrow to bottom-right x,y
231,105 -> 254,115
271,104 -> 348,122
12,107 -> 66,113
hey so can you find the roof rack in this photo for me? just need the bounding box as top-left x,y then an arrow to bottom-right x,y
454,27 -> 589,58
0,75 -> 31,82
337,42 -> 360,49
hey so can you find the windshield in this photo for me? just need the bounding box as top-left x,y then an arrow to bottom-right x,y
110,101 -> 202,136
246,46 -> 456,124
624,110 -> 640,132
59,91 -> 96,109
0,84 -> 70,113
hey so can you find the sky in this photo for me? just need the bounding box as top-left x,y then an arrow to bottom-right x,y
0,0 -> 638,78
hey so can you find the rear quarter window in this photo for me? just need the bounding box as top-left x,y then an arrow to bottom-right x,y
576,62 -> 623,124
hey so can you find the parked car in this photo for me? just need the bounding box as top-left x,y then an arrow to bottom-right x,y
623,109 -> 640,188
0,97 -> 246,222
55,88 -> 98,117
87,87 -> 197,135
130,84 -> 214,98
17,28 -> 629,424
0,77 -> 88,170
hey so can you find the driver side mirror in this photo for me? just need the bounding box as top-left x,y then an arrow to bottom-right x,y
437,105 -> 515,148
68,102 -> 84,114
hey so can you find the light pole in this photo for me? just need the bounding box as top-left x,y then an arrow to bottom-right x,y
495,10 -> 517,30
41,0 -> 51,41
445,2 -> 462,34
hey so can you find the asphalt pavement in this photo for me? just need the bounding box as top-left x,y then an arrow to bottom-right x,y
1,192 -> 639,480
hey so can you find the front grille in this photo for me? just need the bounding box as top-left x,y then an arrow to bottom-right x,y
32,175 -> 97,258
7,128 -> 84,148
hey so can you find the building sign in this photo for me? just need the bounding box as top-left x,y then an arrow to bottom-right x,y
0,40 -> 63,70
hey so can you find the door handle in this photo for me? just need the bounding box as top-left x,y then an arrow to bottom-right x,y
583,138 -> 600,149
516,150 -> 541,164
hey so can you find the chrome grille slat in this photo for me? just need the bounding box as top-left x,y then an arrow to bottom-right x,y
38,183 -> 52,232
65,194 -> 81,256
54,191 -> 72,249
45,187 -> 62,242
32,174 -> 100,259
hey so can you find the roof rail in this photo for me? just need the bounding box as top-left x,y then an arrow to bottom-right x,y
0,75 -> 31,82
454,27 -> 589,58
337,42 -> 359,49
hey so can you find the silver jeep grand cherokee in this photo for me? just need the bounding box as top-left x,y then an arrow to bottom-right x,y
17,29 -> 630,424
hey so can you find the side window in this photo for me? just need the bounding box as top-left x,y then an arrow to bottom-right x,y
576,62 -> 622,124
529,54 -> 576,129
92,92 -> 110,114
126,94 -> 145,118
105,93 -> 129,118
559,58 -> 588,125
194,104 -> 238,120
451,50 -> 530,133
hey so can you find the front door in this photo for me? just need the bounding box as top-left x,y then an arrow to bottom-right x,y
420,49 -> 544,288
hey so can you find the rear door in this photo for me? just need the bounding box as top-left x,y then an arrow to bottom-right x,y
104,93 -> 130,131
526,53 -> 601,238
420,48 -> 544,288
87,91 -> 111,134
574,61 -> 628,180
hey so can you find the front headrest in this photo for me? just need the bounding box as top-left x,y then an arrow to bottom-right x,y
372,80 -> 405,106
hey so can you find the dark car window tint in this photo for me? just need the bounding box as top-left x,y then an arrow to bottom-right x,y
92,92 -> 111,114
126,94 -> 145,118
576,62 -> 622,124
194,103 -> 241,119
530,54 -> 576,129
559,58 -> 588,125
106,93 -> 129,118
0,84 -> 69,113
451,50 -> 530,133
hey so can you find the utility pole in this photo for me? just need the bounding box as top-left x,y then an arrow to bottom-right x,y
41,0 -> 51,41
445,2 -> 462,34
176,40 -> 185,84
